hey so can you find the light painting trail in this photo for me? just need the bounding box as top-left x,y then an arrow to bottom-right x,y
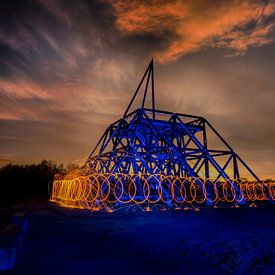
51,172 -> 275,211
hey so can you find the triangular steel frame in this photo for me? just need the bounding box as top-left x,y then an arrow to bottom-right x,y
86,60 -> 259,182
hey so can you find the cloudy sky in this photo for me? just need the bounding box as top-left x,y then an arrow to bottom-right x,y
0,0 -> 275,178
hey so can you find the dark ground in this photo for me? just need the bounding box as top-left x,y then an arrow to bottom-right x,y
1,201 -> 275,275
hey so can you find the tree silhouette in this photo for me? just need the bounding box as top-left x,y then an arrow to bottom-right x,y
0,160 -> 65,207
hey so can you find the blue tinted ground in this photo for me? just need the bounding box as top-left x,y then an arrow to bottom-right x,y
2,201 -> 275,275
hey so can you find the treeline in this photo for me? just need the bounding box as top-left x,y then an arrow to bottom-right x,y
0,160 -> 66,207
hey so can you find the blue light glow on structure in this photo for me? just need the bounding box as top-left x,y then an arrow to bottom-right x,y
86,60 -> 259,181
51,60 -> 275,210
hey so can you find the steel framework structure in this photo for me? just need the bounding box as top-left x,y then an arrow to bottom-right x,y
51,60 -> 275,210
85,60 -> 259,182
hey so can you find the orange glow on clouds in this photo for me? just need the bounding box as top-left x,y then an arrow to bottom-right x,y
0,79 -> 50,100
111,0 -> 275,63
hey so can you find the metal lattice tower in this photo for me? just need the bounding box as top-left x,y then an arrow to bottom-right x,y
85,60 -> 259,182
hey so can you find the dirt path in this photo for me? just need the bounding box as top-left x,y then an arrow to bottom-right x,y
6,202 -> 275,274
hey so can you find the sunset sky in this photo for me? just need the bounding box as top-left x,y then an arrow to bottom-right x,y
0,0 -> 275,178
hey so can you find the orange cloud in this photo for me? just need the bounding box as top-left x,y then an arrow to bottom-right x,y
0,79 -> 50,99
217,23 -> 274,56
110,0 -> 275,63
